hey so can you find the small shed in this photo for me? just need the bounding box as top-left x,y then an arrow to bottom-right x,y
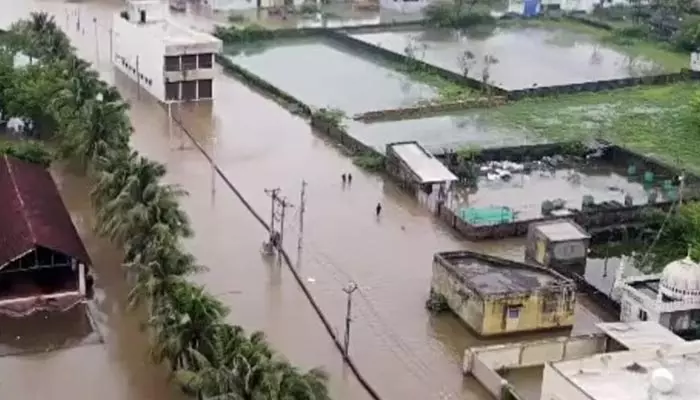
385,141 -> 457,196
526,219 -> 590,270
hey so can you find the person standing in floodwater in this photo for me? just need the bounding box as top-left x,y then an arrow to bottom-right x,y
376,202 -> 382,217
342,174 -> 347,185
347,173 -> 352,185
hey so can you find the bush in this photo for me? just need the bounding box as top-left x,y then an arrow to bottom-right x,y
213,24 -> 273,43
0,140 -> 52,167
353,151 -> 385,172
299,2 -> 320,15
312,107 -> 346,129
673,17 -> 700,52
423,1 -> 494,28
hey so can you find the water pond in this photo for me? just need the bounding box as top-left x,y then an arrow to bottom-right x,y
226,38 -> 439,114
347,112 -> 541,153
351,26 -> 664,91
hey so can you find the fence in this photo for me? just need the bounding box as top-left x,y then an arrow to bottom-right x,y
353,96 -> 506,122
507,71 -> 696,99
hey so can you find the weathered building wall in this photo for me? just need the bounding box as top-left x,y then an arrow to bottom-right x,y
430,261 -> 485,332
540,362 -> 590,400
464,334 -> 607,373
480,289 -> 575,336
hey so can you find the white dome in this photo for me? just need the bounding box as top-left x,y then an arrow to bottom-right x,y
660,256 -> 700,301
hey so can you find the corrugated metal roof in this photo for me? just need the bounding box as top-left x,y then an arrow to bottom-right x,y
391,142 -> 457,184
0,155 -> 91,268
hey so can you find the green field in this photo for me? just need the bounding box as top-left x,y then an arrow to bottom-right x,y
485,82 -> 700,171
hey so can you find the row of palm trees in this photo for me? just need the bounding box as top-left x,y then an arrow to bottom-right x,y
7,12 -> 331,400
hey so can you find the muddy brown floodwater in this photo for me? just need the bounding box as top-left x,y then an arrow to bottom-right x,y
0,1 -> 614,400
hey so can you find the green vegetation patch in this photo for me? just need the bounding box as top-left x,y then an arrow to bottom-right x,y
486,82 -> 700,171
513,18 -> 689,72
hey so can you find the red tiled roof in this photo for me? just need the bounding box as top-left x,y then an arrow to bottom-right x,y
0,155 -> 91,268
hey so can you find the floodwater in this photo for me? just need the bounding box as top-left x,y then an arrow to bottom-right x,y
0,1 -> 614,400
227,38 -> 439,114
449,161 -> 657,221
351,26 -> 664,90
348,112 -> 540,153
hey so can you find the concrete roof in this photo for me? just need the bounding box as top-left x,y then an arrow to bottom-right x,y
596,321 -> 685,350
533,219 -> 590,242
551,340 -> 700,400
435,251 -> 573,296
389,142 -> 457,184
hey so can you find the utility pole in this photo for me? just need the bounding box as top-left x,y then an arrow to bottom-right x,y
136,55 -> 141,99
342,282 -> 358,358
264,188 -> 280,238
93,17 -> 99,62
276,196 -> 293,249
678,171 -> 686,207
297,180 -> 307,266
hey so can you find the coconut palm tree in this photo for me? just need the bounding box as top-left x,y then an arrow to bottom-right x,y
95,154 -> 191,245
149,283 -> 228,370
125,241 -> 206,314
57,97 -> 130,167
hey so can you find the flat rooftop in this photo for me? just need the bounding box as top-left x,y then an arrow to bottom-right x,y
596,321 -> 686,350
389,142 -> 457,184
436,251 -> 572,296
550,340 -> 700,400
533,219 -> 590,242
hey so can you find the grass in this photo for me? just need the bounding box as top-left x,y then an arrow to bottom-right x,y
400,66 -> 474,103
506,18 -> 689,72
484,82 -> 700,171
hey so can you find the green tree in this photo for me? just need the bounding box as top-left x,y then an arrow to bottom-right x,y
0,140 -> 53,166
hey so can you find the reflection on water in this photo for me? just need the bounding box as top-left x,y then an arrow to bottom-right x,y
352,26 -> 664,90
227,37 -> 439,114
348,113 -> 540,153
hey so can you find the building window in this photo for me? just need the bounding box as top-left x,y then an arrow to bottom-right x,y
198,53 -> 213,68
198,79 -> 212,99
165,82 -> 179,100
164,56 -> 180,72
507,306 -> 521,319
182,80 -> 196,100
182,55 -> 197,70
638,309 -> 648,321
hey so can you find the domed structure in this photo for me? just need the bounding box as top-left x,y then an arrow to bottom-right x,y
659,256 -> 700,302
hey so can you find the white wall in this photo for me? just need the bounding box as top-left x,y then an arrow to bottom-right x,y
540,363 -> 589,400
112,15 -> 166,102
379,0 -> 431,13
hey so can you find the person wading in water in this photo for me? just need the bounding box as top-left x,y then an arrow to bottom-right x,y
376,202 -> 382,217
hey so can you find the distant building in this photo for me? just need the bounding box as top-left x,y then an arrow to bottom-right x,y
385,141 -> 457,201
541,325 -> 700,400
431,250 -> 576,336
615,254 -> 700,337
0,156 -> 91,318
112,0 -> 222,103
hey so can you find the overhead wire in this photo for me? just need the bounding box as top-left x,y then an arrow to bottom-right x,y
280,220 -> 458,398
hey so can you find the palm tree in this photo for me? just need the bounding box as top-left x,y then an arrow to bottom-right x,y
125,241 -> 206,314
95,154 -> 191,246
148,283 -> 228,370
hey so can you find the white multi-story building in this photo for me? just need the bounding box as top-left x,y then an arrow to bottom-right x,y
614,254 -> 700,335
112,0 -> 223,103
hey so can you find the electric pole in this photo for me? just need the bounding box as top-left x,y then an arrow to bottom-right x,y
264,188 -> 280,239
342,281 -> 358,358
297,180 -> 307,266
276,196 -> 293,249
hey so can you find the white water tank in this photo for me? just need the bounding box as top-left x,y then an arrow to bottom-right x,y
650,368 -> 675,394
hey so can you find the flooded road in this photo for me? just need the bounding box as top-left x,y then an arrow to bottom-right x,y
0,2 -> 613,400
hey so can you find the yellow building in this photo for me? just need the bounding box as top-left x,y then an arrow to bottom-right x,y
430,250 -> 576,336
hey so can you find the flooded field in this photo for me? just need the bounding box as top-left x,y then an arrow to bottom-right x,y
449,159 -> 664,221
0,2 -> 626,400
351,25 -> 664,90
226,38 -> 439,114
347,112 -> 540,153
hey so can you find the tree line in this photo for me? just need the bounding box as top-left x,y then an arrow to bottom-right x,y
2,12 -> 331,400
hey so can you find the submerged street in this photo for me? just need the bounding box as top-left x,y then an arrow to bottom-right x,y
0,1 -> 615,400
